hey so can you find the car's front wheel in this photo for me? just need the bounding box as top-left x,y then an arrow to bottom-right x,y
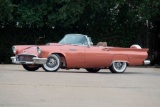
22,64 -> 40,71
109,62 -> 127,73
42,54 -> 61,72
86,68 -> 100,73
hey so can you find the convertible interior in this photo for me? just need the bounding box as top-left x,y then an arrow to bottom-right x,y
96,42 -> 107,47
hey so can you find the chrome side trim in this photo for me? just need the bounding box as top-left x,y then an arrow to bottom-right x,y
144,60 -> 150,65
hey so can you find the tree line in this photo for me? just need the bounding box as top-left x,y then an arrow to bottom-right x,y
0,0 -> 160,63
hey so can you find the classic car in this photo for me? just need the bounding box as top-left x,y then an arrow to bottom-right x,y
11,34 -> 150,73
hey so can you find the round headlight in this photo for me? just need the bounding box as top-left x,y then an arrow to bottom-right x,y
37,47 -> 41,54
12,46 -> 16,54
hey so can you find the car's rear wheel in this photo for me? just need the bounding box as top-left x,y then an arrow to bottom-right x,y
22,64 -> 40,71
42,54 -> 61,72
109,62 -> 127,73
86,68 -> 100,73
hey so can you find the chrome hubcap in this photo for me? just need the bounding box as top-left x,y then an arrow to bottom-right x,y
114,62 -> 123,70
46,58 -> 57,68
113,62 -> 127,72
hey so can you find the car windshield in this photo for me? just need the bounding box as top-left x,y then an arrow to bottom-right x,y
59,34 -> 88,46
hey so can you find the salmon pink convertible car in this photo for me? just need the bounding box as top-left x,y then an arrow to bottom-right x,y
11,34 -> 150,73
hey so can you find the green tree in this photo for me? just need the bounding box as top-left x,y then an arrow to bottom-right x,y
1,0 -> 160,63
0,0 -> 13,23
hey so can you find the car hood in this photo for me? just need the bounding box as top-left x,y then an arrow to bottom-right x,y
19,46 -> 38,56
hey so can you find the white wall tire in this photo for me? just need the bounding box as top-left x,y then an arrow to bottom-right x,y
109,62 -> 127,73
42,54 -> 61,72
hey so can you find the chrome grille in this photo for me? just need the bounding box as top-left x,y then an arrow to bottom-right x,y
17,55 -> 36,62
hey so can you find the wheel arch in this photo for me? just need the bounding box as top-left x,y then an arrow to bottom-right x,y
50,52 -> 67,68
111,60 -> 129,66
110,55 -> 130,66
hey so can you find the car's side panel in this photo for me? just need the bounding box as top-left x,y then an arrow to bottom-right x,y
84,46 -> 113,68
108,48 -> 148,66
39,45 -> 86,68
111,55 -> 129,64
127,49 -> 148,66
38,45 -> 148,68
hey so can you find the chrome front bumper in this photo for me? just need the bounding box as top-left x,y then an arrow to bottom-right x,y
11,56 -> 47,64
144,60 -> 150,65
33,57 -> 47,64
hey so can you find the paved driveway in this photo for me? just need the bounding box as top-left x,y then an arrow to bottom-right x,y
0,65 -> 160,107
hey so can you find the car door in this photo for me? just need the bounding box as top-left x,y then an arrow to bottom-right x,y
65,45 -> 85,68
84,46 -> 112,68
